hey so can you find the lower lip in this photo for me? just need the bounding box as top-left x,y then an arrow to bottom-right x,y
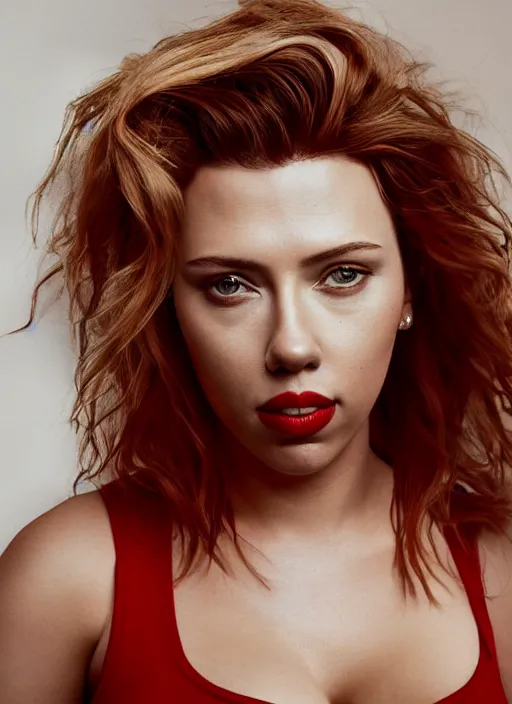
256,405 -> 336,437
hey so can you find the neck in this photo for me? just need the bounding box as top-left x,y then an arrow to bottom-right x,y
218,425 -> 394,547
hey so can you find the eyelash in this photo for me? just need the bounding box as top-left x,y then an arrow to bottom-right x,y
206,265 -> 371,303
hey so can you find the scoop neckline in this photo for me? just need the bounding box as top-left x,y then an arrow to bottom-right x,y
165,522 -> 486,704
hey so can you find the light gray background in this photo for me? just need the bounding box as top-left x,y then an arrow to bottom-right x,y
1,0 -> 511,551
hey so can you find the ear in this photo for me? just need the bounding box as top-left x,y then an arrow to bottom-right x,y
401,284 -> 413,320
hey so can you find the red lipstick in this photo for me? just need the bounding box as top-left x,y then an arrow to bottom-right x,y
256,391 -> 336,437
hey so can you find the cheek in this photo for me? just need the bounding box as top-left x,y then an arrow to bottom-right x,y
176,312 -> 251,409
334,317 -> 397,404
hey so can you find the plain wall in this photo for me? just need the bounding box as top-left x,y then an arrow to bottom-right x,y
1,0 -> 511,551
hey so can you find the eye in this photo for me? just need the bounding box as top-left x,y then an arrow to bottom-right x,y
209,275 -> 251,298
321,266 -> 368,289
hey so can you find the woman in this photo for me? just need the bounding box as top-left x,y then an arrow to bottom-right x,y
1,0 -> 512,701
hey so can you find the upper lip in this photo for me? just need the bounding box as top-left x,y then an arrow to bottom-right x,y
257,391 -> 335,412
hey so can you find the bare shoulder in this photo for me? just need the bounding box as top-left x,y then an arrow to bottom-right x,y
1,488 -> 114,603
478,521 -> 512,700
0,488 -> 114,703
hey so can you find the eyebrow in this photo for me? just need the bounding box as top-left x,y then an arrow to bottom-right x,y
185,241 -> 382,271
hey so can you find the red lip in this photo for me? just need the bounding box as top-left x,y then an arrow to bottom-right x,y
257,391 -> 335,413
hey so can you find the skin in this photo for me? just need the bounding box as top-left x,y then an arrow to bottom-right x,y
173,155 -> 413,545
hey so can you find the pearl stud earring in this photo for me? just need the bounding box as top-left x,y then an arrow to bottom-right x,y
398,314 -> 413,331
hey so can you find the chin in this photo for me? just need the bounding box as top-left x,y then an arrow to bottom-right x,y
250,441 -> 344,477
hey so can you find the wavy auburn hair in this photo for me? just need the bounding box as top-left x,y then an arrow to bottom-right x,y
15,0 -> 512,605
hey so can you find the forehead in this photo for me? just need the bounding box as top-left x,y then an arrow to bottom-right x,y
180,156 -> 396,257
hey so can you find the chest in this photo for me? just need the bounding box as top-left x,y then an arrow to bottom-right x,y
173,534 -> 480,704
88,526 -> 482,704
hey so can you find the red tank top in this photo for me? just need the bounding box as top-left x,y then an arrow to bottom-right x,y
89,479 -> 507,703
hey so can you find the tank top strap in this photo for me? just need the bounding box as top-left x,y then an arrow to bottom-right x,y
99,477 -> 175,588
442,518 -> 499,663
96,478 -> 180,691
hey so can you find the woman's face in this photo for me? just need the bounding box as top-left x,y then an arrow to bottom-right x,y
173,156 -> 411,477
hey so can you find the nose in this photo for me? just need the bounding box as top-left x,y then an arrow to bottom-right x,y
264,298 -> 321,375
